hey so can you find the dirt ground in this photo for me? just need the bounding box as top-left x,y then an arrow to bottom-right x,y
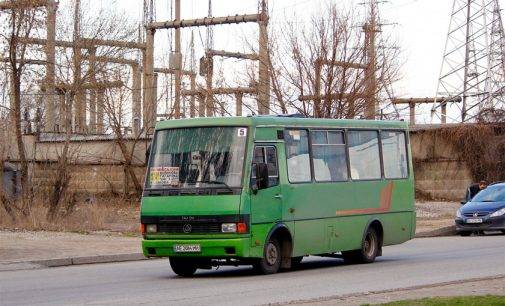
415,201 -> 460,234
290,275 -> 505,305
0,230 -> 140,263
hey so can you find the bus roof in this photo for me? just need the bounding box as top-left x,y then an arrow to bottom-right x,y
154,116 -> 409,130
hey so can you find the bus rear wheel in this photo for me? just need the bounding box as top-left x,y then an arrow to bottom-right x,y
169,257 -> 198,277
342,227 -> 379,264
253,238 -> 281,274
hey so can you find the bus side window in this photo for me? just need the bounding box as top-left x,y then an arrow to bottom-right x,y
348,130 -> 381,180
381,131 -> 408,179
285,130 -> 312,183
251,146 -> 279,188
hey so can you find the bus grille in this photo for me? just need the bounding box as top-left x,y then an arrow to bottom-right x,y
157,222 -> 221,234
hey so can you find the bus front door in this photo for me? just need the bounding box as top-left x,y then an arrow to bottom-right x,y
250,144 -> 283,230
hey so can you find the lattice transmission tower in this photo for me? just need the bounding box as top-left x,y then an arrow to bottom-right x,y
432,0 -> 505,123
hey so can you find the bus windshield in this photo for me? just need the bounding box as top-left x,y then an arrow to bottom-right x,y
146,126 -> 247,190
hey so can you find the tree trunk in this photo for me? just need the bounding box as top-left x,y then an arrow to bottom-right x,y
113,127 -> 142,198
10,71 -> 30,216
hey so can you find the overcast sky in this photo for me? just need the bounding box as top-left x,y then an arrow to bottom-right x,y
79,0 -> 505,122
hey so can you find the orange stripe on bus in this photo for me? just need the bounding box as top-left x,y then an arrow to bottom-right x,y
336,182 -> 394,216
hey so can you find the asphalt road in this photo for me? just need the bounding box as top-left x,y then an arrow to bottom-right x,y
1,235 -> 504,306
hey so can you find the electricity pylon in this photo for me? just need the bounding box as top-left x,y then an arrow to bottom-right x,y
433,0 -> 505,123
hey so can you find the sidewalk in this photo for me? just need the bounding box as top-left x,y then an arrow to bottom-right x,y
0,230 -> 143,271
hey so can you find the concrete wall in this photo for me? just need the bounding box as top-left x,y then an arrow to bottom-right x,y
2,134 -> 151,196
410,129 -> 472,201
32,163 -> 146,195
2,127 -> 491,200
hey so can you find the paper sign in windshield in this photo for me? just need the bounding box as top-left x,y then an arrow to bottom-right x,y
150,167 -> 180,186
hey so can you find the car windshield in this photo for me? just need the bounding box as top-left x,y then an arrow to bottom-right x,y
146,126 -> 247,189
471,185 -> 505,202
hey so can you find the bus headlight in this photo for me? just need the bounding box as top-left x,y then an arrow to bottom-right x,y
146,224 -> 157,233
221,223 -> 237,233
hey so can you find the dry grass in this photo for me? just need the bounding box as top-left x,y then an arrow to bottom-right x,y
0,195 -> 140,233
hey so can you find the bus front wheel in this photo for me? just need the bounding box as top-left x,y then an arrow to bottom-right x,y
169,257 -> 198,277
342,227 -> 379,264
253,238 -> 281,274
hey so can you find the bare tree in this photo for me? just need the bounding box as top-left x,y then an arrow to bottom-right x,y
102,66 -> 144,198
44,0 -> 139,219
243,2 -> 401,118
1,1 -> 42,214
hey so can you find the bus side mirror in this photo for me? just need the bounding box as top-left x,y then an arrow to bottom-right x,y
460,201 -> 467,205
254,163 -> 269,192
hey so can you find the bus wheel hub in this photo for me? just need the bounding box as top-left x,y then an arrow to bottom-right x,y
266,243 -> 278,265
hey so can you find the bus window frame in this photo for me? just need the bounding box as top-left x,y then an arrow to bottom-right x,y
145,125 -> 250,191
310,129 -> 349,183
283,126 -> 410,185
346,129 -> 384,182
284,128 -> 313,184
379,130 -> 410,180
251,145 -> 280,188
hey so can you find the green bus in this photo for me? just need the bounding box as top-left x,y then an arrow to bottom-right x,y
141,116 -> 415,276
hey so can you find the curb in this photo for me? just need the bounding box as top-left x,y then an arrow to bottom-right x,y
415,225 -> 457,238
280,274 -> 505,305
0,253 -> 147,272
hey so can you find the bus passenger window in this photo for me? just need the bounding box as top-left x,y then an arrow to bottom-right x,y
312,130 -> 348,182
348,131 -> 381,180
381,131 -> 408,179
285,130 -> 311,183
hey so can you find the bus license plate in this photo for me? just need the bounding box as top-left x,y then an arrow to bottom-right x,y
173,244 -> 201,253
466,218 -> 483,224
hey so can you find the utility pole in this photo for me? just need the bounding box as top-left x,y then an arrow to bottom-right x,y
0,0 -> 58,132
189,31 -> 196,118
174,0 -> 182,118
146,5 -> 268,118
143,28 -> 155,131
205,0 -> 214,117
363,0 -> 378,120
45,0 -> 56,132
72,0 -> 85,133
392,96 -> 461,125
88,47 -> 97,133
257,0 -> 270,115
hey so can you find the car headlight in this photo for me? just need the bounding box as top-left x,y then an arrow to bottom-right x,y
490,207 -> 505,217
221,223 -> 237,233
146,224 -> 157,233
456,209 -> 462,218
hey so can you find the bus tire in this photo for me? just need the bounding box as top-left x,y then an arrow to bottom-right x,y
459,231 -> 472,236
253,238 -> 281,274
169,257 -> 198,277
342,227 -> 379,264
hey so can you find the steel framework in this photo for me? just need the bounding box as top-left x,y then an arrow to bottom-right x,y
433,0 -> 505,123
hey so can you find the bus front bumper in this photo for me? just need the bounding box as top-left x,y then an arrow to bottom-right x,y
142,237 -> 251,258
